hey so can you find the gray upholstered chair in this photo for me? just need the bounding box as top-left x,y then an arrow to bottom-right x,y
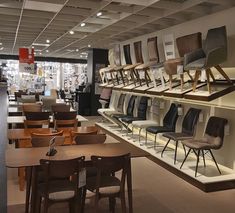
184,26 -> 231,93
164,32 -> 202,91
180,116 -> 228,177
162,108 -> 201,164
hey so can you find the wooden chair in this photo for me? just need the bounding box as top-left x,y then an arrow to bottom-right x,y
37,157 -> 85,213
85,153 -> 131,213
22,103 -> 42,113
51,103 -> 70,112
24,119 -> 50,129
74,134 -> 106,145
71,126 -> 98,141
54,111 -> 78,128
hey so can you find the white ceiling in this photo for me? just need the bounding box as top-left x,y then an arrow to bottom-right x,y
0,0 -> 234,59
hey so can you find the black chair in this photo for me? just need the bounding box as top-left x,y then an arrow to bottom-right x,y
54,111 -> 78,128
162,108 -> 201,164
180,116 -> 228,177
120,96 -> 148,133
145,103 -> 178,149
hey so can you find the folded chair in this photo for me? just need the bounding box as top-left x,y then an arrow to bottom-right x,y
162,108 -> 201,164
180,116 -> 228,177
145,103 -> 178,149
184,26 -> 232,93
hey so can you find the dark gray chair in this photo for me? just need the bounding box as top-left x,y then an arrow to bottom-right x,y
184,26 -> 232,93
145,103 -> 178,149
162,108 -> 201,164
180,116 -> 228,177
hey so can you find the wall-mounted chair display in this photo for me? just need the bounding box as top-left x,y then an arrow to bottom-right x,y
120,96 -> 148,133
145,103 -> 178,149
164,32 -> 202,91
180,116 -> 228,177
184,26 -> 232,93
162,108 -> 201,164
135,37 -> 162,87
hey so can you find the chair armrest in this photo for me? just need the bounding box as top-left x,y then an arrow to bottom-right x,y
205,47 -> 227,67
184,48 -> 205,66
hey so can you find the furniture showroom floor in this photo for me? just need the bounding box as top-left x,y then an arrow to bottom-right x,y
7,116 -> 235,213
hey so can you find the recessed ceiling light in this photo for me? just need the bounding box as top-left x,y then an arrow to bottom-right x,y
39,52 -> 42,55
69,30 -> 74,35
97,12 -> 102,17
88,44 -> 91,48
34,52 -> 37,55
46,39 -> 50,43
32,46 -> 34,49
46,50 -> 49,53
76,49 -> 79,52
0,47 -> 4,51
0,43 -> 2,45
80,23 -> 86,27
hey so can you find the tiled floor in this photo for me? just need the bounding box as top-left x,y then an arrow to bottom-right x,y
7,116 -> 235,213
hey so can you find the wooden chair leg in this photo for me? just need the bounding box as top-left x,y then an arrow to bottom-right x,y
206,69 -> 211,93
120,192 -> 127,213
208,68 -> 215,82
180,74 -> 184,91
169,74 -> 173,90
186,70 -> 194,81
193,70 -> 201,92
214,65 -> 232,83
109,197 -> 116,213
19,167 -> 25,191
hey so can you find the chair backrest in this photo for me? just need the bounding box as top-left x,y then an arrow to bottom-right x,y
25,111 -> 50,120
134,41 -> 144,63
163,103 -> 178,131
42,97 -> 56,111
31,130 -> 64,137
31,136 -> 65,147
147,37 -> 159,62
123,44 -> 132,64
117,94 -> 126,113
137,96 -> 148,120
54,111 -> 77,120
163,34 -> 175,60
204,25 -> 227,63
51,103 -> 70,112
113,44 -> 121,66
204,116 -> 228,149
182,108 -> 201,135
91,153 -> 130,191
24,119 -> 50,128
55,119 -> 78,128
22,103 -> 42,112
126,95 -> 136,116
100,88 -> 112,100
176,32 -> 202,57
39,157 -> 85,192
74,134 -> 106,145
21,95 -> 36,103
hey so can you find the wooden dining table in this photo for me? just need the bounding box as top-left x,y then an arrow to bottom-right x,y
6,142 -> 149,213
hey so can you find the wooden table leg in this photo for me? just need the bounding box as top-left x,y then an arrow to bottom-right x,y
127,159 -> 133,213
25,167 -> 32,213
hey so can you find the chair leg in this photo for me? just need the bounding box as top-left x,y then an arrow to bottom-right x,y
182,144 -> 186,157
180,148 -> 191,169
214,65 -> 232,83
195,150 -> 200,177
43,197 -> 49,213
154,134 -> 157,149
25,167 -> 32,213
138,128 -> 142,144
161,139 -> 171,157
174,141 -> 179,165
145,131 -> 148,146
186,70 -> 194,81
208,68 -> 215,82
109,197 -> 116,213
18,167 -> 25,191
120,192 -> 127,213
81,187 -> 86,213
193,70 -> 201,92
205,69 -> 211,93
180,74 -> 184,92
202,150 -> 206,167
169,74 -> 173,90
209,149 -> 221,174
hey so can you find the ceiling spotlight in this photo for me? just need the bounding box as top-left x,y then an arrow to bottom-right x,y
46,39 -> 50,43
32,46 -> 34,49
80,23 -> 86,27
39,52 -> 42,55
0,42 -> 2,45
97,12 -> 102,17
0,47 -> 4,51
46,50 -> 49,53
88,44 -> 91,48
76,49 -> 79,52
69,30 -> 74,35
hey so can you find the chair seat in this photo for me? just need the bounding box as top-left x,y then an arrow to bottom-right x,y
135,60 -> 159,70
182,138 -> 219,150
184,58 -> 206,70
98,108 -> 115,114
164,58 -> 183,75
121,116 -> 145,123
163,132 -> 193,141
104,110 -> 121,116
87,176 -> 121,195
146,126 -> 173,134
132,120 -> 158,128
99,99 -> 109,104
112,113 -> 126,119
123,63 -> 142,70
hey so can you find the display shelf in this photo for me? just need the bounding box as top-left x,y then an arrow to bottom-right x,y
146,81 -> 180,95
96,121 -> 235,192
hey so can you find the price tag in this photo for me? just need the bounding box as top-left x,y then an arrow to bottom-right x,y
79,168 -> 86,188
177,65 -> 183,75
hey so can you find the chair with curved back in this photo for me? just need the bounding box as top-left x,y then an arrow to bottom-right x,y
180,116 -> 228,177
54,111 -> 78,128
184,26 -> 232,93
71,126 -> 99,142
22,103 -> 42,114
162,108 -> 201,164
24,112 -> 50,128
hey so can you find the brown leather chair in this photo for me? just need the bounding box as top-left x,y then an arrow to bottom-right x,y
180,116 -> 228,177
85,153 -> 131,212
164,32 -> 202,90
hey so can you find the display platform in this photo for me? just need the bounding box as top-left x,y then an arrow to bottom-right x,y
163,82 -> 206,98
146,81 -> 180,96
96,121 -> 235,192
132,83 -> 154,94
112,83 -> 125,90
121,82 -> 141,92
184,82 -> 235,101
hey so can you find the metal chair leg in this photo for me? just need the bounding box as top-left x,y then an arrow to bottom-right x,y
182,144 -> 186,156
174,141 -> 179,165
180,148 -> 191,169
145,131 -> 148,146
209,149 -> 221,174
202,150 -> 206,167
154,134 -> 157,149
138,128 -> 142,144
161,139 -> 171,157
195,150 -> 200,177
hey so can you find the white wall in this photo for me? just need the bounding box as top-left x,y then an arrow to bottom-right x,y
118,6 -> 235,67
